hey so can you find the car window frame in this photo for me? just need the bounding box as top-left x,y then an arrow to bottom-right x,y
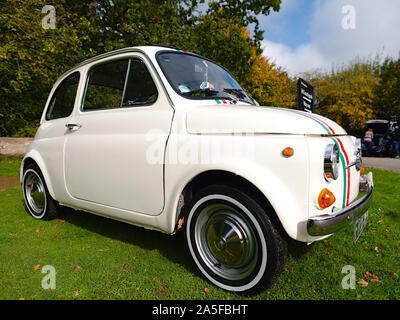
80,56 -> 159,113
45,71 -> 81,121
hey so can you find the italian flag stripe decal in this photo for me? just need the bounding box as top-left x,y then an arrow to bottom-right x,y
289,110 -> 350,208
331,137 -> 350,207
215,99 -> 228,104
290,109 -> 336,134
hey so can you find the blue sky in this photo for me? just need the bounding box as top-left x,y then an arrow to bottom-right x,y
258,0 -> 400,76
258,0 -> 314,50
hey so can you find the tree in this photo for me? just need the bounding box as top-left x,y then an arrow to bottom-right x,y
0,0 -> 283,136
374,56 -> 400,120
184,16 -> 256,85
244,51 -> 296,108
0,0 -> 96,136
206,0 -> 281,51
303,58 -> 381,136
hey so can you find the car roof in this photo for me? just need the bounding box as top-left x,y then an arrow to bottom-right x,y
59,45 -> 184,80
366,119 -> 389,124
73,46 -> 164,69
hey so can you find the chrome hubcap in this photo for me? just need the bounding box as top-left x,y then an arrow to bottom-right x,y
206,215 -> 249,267
195,203 -> 258,281
24,171 -> 45,215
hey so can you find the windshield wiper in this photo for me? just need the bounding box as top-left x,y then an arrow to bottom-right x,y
223,88 -> 254,105
223,88 -> 247,100
182,88 -> 219,97
182,87 -> 252,105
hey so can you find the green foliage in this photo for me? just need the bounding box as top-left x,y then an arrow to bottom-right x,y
301,55 -> 400,136
1,0 -> 284,136
185,16 -> 256,84
374,57 -> 400,119
0,0 -> 97,136
245,52 -> 296,108
205,0 -> 281,53
303,57 -> 383,136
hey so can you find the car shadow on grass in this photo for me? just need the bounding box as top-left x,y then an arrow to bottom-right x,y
285,237 -> 314,258
56,206 -> 200,276
54,204 -> 311,274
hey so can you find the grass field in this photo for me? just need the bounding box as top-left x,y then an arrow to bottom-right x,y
0,157 -> 399,300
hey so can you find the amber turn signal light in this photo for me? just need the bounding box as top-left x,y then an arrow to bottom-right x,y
318,188 -> 336,209
282,147 -> 294,158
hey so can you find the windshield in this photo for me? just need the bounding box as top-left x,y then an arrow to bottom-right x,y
156,51 -> 254,105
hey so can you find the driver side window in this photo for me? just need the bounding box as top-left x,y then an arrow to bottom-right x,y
83,59 -> 128,111
121,58 -> 158,106
82,57 -> 158,111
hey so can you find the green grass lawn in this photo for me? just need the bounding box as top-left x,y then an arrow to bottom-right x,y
0,157 -> 21,176
0,157 -> 399,300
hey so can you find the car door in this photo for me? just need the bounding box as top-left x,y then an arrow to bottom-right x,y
64,54 -> 174,216
36,71 -> 82,203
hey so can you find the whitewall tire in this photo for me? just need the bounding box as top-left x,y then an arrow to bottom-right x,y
186,185 -> 287,295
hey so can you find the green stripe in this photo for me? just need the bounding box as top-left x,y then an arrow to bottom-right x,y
216,99 -> 221,104
331,138 -> 347,208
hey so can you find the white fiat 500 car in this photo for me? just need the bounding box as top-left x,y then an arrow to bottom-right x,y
21,45 -> 373,295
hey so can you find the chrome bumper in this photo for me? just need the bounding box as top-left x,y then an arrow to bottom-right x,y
307,172 -> 374,236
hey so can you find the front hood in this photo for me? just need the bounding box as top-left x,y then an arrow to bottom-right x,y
185,105 -> 347,135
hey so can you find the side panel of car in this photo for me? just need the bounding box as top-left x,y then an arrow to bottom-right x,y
64,108 -> 173,215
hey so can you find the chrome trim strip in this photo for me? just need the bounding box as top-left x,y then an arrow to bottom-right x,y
307,172 -> 374,236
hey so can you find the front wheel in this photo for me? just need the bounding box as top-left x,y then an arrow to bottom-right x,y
186,185 -> 287,295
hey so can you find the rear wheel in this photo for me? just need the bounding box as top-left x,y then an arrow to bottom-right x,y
22,163 -> 59,220
186,185 -> 287,295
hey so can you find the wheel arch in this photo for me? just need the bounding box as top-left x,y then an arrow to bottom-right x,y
21,152 -> 56,200
173,169 -> 287,238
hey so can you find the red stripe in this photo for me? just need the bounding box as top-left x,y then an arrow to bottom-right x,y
335,138 -> 351,206
221,100 -> 227,104
335,138 -> 349,164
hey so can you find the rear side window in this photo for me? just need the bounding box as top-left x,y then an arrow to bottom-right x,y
46,72 -> 80,120
82,57 -> 157,111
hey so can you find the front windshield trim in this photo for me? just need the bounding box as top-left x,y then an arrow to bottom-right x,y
155,50 -> 255,105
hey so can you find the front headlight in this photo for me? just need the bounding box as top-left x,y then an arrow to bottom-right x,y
354,138 -> 362,171
324,144 -> 340,182
355,138 -> 362,151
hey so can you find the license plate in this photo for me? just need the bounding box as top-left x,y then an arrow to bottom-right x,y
354,211 -> 368,243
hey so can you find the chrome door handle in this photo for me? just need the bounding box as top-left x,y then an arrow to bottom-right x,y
65,123 -> 82,130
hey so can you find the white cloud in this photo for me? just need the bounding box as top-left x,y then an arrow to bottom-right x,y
261,40 -> 327,76
262,0 -> 400,76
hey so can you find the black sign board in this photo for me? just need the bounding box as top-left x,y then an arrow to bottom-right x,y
297,78 -> 314,113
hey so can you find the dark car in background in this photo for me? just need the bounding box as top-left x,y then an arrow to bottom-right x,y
362,119 -> 398,157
